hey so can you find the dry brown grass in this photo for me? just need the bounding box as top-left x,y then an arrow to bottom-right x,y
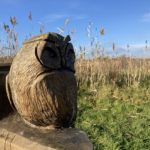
76,56 -> 150,88
0,56 -> 13,64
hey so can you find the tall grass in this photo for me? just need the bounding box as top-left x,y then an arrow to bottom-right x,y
76,56 -> 150,88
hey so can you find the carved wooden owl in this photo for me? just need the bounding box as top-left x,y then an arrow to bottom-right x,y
6,33 -> 77,128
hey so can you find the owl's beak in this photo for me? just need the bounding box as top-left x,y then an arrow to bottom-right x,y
61,57 -> 66,68
60,58 -> 75,73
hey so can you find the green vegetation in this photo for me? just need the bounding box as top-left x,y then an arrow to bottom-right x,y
76,83 -> 150,150
74,39 -> 150,149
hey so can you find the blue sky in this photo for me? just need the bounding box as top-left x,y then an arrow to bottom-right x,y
0,0 -> 150,57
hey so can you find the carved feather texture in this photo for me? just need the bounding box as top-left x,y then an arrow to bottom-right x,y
7,33 -> 77,128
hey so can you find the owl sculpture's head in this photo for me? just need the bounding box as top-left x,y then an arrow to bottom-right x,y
35,33 -> 75,73
7,33 -> 77,128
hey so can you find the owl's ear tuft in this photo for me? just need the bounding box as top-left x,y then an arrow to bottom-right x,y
64,35 -> 71,43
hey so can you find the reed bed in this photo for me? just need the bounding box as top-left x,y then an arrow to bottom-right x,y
76,56 -> 150,88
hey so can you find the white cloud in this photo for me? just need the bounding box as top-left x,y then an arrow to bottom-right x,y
43,14 -> 67,23
115,43 -> 150,58
142,12 -> 150,22
73,14 -> 88,20
42,13 -> 88,23
118,43 -> 150,50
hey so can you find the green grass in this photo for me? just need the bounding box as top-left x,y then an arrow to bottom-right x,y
76,83 -> 150,150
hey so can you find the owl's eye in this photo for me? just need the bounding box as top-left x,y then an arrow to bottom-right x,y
35,42 -> 61,69
44,47 -> 57,58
